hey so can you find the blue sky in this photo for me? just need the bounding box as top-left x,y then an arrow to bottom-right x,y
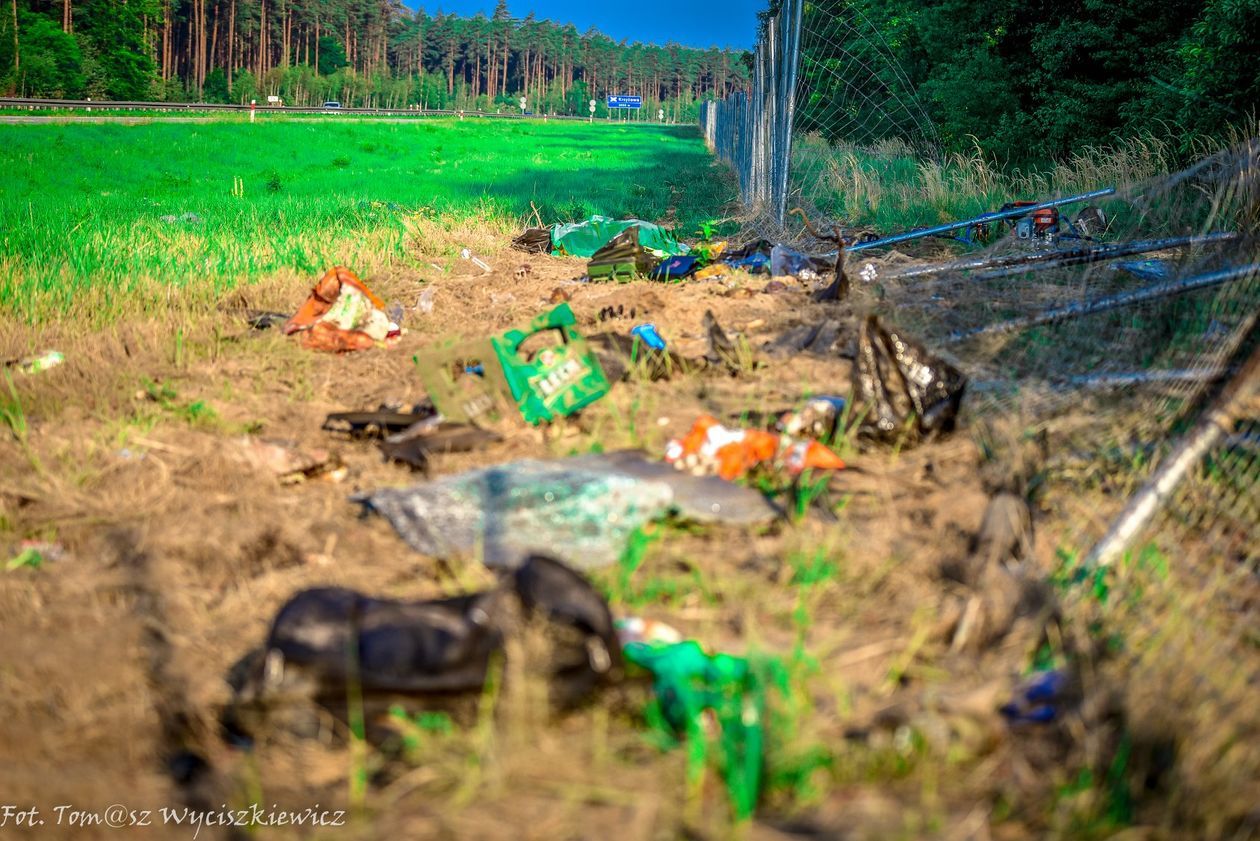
415,0 -> 762,51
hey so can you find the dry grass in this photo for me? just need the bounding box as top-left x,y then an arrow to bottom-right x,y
1,204 -> 1257,841
791,133 -> 1177,239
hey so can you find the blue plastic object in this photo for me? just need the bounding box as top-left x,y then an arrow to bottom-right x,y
1000,670 -> 1067,723
726,252 -> 771,274
651,255 -> 700,280
630,324 -> 667,351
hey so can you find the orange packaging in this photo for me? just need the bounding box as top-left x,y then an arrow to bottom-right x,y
664,414 -> 845,480
283,266 -> 399,353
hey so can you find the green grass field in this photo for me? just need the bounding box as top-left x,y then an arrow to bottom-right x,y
0,119 -> 728,321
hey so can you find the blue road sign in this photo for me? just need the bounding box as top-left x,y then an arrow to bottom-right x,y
606,95 -> 642,109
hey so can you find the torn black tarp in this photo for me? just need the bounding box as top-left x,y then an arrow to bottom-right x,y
323,403 -> 438,438
764,318 -> 849,357
225,556 -> 622,737
378,417 -> 503,472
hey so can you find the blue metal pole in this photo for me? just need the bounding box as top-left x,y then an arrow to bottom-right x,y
846,187 -> 1118,253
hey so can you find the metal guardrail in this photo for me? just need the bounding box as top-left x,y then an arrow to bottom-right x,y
0,96 -> 593,120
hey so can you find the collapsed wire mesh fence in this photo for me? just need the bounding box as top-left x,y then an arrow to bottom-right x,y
701,7 -> 1259,569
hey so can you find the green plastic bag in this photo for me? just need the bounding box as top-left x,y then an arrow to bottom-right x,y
552,215 -> 687,258
624,640 -> 768,820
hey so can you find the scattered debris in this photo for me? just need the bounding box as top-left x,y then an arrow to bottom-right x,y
764,317 -> 847,357
415,302 -> 610,427
858,232 -> 1237,284
235,438 -> 347,484
4,350 -> 64,375
615,616 -> 684,646
377,417 -> 503,473
5,540 -> 64,571
512,226 -> 552,253
665,414 -> 846,480
460,247 -> 492,273
630,323 -> 667,350
721,239 -> 773,274
323,403 -> 437,438
854,316 -> 967,443
514,263 -> 532,280
777,396 -> 847,440
1000,670 -> 1071,724
624,639 -> 777,820
1072,205 -> 1107,238
1114,258 -> 1174,281
693,263 -> 730,281
586,331 -> 685,382
551,215 -> 685,258
282,266 -> 401,353
846,186 -> 1117,253
356,450 -> 778,569
587,227 -> 659,280
226,556 -> 622,735
245,310 -> 290,330
769,243 -> 828,280
650,255 -> 700,280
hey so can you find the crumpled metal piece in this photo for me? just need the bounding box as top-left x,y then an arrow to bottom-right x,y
356,451 -> 779,568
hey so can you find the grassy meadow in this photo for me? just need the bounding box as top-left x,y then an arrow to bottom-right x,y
0,118 -> 728,321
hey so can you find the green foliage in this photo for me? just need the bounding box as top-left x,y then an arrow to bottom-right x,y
1171,0 -> 1260,141
230,69 -> 257,104
75,0 -> 159,99
801,0 -> 1258,165
316,35 -> 348,77
14,13 -> 83,97
3,1 -> 745,116
202,67 -> 229,103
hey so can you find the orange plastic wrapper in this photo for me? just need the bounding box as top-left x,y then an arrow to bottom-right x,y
664,414 -> 845,480
283,266 -> 398,352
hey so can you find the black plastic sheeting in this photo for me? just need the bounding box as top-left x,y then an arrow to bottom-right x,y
226,556 -> 622,737
854,315 -> 968,442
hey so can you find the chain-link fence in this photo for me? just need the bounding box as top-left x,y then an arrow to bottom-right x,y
699,0 -> 937,237
701,9 -> 1259,569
